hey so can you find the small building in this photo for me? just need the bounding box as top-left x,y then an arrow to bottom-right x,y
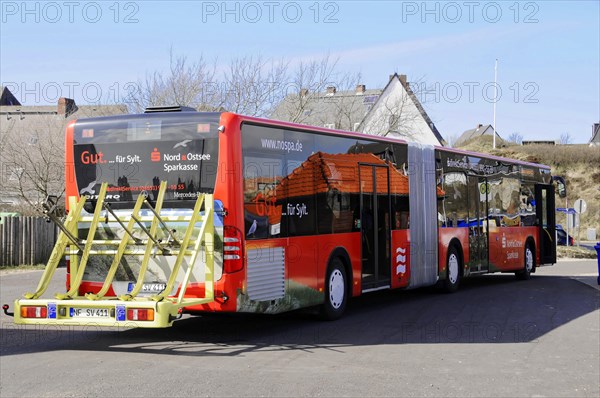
358,74 -> 446,146
522,140 -> 557,146
454,124 -> 503,147
270,74 -> 445,146
589,123 -> 600,147
270,84 -> 383,132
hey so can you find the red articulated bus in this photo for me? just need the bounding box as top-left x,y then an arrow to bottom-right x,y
12,107 -> 557,327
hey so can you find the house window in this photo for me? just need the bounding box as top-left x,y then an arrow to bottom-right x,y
324,123 -> 336,129
8,166 -> 24,181
353,122 -> 361,132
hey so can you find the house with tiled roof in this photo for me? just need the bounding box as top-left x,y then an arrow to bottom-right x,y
273,152 -> 409,199
245,151 -> 444,235
359,74 -> 446,146
270,74 -> 445,146
270,84 -> 382,132
255,152 -> 412,235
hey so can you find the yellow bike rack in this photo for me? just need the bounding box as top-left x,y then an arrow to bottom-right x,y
13,182 -> 215,328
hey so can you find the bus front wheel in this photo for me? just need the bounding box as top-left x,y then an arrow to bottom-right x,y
443,246 -> 461,293
319,258 -> 347,320
516,244 -> 535,280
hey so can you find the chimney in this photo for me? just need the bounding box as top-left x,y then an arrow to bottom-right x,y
399,74 -> 407,84
326,86 -> 336,95
58,97 -> 77,118
478,124 -> 483,128
300,88 -> 309,97
355,84 -> 366,95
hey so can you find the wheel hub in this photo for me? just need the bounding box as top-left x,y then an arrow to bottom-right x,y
526,248 -> 534,272
329,270 -> 344,309
448,253 -> 459,284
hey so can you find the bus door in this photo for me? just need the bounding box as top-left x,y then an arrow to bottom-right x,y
468,176 -> 489,273
359,164 -> 391,291
535,184 -> 556,264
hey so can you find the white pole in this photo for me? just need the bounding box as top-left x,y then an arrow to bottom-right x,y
493,59 -> 498,149
566,198 -> 569,247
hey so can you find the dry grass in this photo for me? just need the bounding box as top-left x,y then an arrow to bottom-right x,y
557,245 -> 598,259
0,264 -> 46,273
458,136 -> 600,239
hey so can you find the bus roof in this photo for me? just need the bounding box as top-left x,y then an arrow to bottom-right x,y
73,111 -> 222,124
437,146 -> 551,171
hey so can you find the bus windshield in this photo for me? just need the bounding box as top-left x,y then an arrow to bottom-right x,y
72,112 -> 220,204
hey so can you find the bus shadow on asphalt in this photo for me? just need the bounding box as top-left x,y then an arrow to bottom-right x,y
1,274 -> 598,357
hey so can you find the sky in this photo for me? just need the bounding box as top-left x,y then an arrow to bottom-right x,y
1,0 -> 599,144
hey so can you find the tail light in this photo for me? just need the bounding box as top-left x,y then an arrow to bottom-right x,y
127,308 -> 154,321
21,306 -> 48,318
65,256 -> 71,291
223,225 -> 244,273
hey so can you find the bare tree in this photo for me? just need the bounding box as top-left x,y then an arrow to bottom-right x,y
126,50 -> 291,117
125,50 -> 369,132
125,49 -> 218,113
123,49 -> 438,141
360,76 -> 428,141
508,132 -> 523,144
0,116 -> 14,158
560,132 -> 572,145
275,54 -> 343,124
445,133 -> 459,148
220,55 -> 289,117
0,117 -> 65,214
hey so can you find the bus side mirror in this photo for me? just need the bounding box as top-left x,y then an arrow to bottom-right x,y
552,176 -> 566,198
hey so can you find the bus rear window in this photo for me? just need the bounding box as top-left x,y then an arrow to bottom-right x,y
72,113 -> 220,204
127,120 -> 162,141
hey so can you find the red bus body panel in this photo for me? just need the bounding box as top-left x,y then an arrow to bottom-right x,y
66,112 -> 553,316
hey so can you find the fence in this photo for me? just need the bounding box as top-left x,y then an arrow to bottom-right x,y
0,217 -> 58,266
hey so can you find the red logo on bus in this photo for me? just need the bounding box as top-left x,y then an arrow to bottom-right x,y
81,150 -> 106,164
151,148 -> 161,162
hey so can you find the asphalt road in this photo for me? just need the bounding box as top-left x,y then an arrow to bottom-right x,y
1,260 -> 598,397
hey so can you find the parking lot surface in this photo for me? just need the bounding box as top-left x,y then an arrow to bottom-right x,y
1,259 -> 598,397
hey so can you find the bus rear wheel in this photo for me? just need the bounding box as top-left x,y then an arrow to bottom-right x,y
319,258 -> 347,321
442,246 -> 461,293
516,244 -> 534,280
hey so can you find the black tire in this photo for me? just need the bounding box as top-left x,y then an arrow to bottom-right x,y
319,258 -> 348,321
442,245 -> 461,293
516,243 -> 535,280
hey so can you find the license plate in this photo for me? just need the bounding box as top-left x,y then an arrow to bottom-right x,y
127,282 -> 167,294
142,283 -> 166,293
70,307 -> 111,318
